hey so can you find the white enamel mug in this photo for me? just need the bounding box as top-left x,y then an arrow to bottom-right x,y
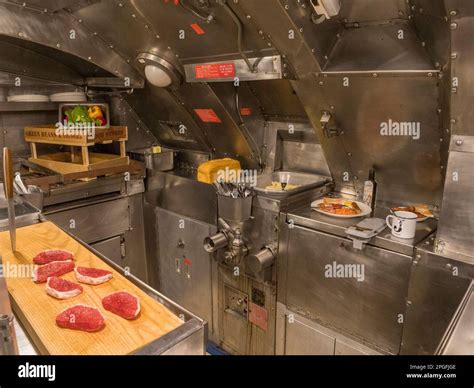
386,211 -> 417,239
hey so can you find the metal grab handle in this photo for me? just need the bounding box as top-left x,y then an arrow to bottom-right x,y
0,314 -> 19,355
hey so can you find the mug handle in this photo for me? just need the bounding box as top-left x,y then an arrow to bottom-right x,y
386,215 -> 395,230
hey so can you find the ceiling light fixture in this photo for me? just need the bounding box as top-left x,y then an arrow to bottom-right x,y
135,52 -> 183,89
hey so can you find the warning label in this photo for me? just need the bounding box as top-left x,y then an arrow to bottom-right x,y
194,109 -> 222,123
195,63 -> 235,79
240,107 -> 252,116
191,23 -> 205,35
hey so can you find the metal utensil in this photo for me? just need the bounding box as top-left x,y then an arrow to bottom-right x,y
3,147 -> 16,251
14,172 -> 29,194
0,274 -> 18,355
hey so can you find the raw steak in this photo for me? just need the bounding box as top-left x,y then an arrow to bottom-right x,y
56,305 -> 105,332
102,291 -> 140,320
32,261 -> 75,283
75,266 -> 113,285
33,249 -> 74,265
46,276 -> 83,300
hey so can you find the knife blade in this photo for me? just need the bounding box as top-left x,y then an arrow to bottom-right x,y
3,148 -> 16,251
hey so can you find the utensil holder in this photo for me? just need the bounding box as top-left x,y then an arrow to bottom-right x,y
217,194 -> 253,222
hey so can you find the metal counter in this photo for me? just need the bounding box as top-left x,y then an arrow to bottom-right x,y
278,200 -> 437,354
286,204 -> 437,257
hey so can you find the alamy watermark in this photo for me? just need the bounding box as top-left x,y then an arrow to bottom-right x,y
0,263 -> 34,278
380,119 -> 420,140
55,121 -> 96,140
325,261 -> 365,282
216,167 -> 258,187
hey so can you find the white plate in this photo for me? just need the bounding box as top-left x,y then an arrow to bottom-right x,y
311,199 -> 372,218
50,92 -> 87,102
8,94 -> 50,102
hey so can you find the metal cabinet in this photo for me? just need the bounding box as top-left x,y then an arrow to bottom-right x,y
276,303 -> 382,355
401,242 -> 474,355
155,207 -> 216,335
45,197 -> 130,243
44,194 -> 149,282
91,236 -> 123,266
279,224 -> 412,354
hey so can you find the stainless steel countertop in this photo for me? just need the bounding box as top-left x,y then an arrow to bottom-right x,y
287,205 -> 437,256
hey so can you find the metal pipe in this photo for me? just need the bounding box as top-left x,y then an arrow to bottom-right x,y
219,1 -> 255,73
235,86 -> 263,170
203,232 -> 228,253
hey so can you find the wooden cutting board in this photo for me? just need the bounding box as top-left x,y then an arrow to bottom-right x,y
0,221 -> 183,355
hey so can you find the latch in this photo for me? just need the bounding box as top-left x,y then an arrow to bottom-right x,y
120,238 -> 126,259
320,111 -> 342,138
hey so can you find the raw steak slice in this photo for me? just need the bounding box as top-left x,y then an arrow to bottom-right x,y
56,305 -> 105,332
75,266 -> 113,285
33,249 -> 74,265
102,291 -> 141,320
46,276 -> 83,300
32,261 -> 75,283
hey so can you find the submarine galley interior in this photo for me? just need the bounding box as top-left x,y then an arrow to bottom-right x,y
0,0 -> 473,369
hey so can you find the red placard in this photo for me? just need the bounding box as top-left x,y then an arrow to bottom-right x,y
240,107 -> 252,116
195,63 -> 235,79
191,23 -> 205,35
194,109 -> 222,123
249,302 -> 268,331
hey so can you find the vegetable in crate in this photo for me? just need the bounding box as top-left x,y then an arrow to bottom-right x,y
88,105 -> 107,126
65,105 -> 94,124
64,105 -> 107,126
87,105 -> 107,126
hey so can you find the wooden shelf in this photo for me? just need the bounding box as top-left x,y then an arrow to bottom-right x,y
24,125 -> 129,179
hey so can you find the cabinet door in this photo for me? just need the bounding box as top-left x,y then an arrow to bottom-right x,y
285,318 -> 335,355
156,208 -> 214,331
286,226 -> 411,354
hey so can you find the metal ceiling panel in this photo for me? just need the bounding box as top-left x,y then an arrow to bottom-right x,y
0,39 -> 83,84
72,0 -> 272,66
410,3 -> 451,68
339,0 -> 408,23
173,82 -> 258,167
246,80 -> 308,121
6,0 -> 83,12
124,86 -> 211,152
324,23 -> 437,72
0,2 -> 143,86
292,74 -> 443,207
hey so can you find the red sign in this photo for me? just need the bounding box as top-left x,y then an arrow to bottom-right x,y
195,63 -> 235,79
249,302 -> 268,331
240,107 -> 252,116
194,109 -> 222,123
183,258 -> 192,266
191,23 -> 205,35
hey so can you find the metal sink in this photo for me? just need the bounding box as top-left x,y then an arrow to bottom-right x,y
254,171 -> 330,199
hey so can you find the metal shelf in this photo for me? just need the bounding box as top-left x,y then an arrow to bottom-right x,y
0,102 -> 59,112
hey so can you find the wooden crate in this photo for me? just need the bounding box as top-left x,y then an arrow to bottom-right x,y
24,125 -> 129,175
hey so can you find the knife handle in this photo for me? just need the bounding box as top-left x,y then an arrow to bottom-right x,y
3,147 -> 13,199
